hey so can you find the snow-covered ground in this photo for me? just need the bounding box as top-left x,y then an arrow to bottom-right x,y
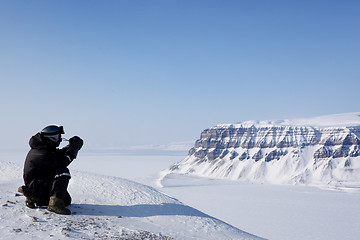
2,151 -> 360,239
160,174 -> 360,240
74,153 -> 360,240
0,153 -> 261,240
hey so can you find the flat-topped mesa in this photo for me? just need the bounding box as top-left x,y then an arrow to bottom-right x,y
192,125 -> 360,161
164,113 -> 360,187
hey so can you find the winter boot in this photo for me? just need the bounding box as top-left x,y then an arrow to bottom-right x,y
47,196 -> 71,215
18,186 -> 36,209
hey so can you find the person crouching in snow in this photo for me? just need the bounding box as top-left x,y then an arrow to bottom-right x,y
18,125 -> 83,215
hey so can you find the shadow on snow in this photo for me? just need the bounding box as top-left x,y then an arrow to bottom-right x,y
70,203 -> 210,218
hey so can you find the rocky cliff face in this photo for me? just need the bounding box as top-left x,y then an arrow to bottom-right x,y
163,114 -> 360,187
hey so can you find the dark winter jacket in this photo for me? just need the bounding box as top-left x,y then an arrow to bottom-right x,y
23,133 -> 72,185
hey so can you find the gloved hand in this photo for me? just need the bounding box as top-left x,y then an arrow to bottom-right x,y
69,136 -> 83,150
66,136 -> 84,160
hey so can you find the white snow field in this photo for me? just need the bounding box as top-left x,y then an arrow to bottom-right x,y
1,112 -> 360,240
0,159 -> 262,240
75,153 -> 360,240
159,174 -> 360,240
3,152 -> 360,240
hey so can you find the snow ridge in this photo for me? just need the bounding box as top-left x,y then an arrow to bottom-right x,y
0,160 -> 263,240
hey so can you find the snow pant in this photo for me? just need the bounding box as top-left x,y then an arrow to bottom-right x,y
26,167 -> 72,206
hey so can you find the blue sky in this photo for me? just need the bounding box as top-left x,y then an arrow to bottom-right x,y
0,1 -> 359,150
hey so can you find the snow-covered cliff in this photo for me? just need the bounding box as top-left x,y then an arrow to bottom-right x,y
163,113 -> 360,187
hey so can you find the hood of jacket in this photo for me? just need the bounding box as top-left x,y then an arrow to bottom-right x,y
29,133 -> 47,150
